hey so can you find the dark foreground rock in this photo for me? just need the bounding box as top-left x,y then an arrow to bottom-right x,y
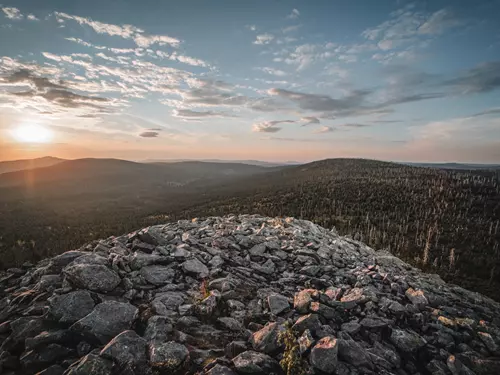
0,214 -> 499,374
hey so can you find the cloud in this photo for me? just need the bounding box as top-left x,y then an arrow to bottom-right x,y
258,67 -> 287,77
443,61 -> 500,94
167,52 -> 208,67
287,9 -> 300,20
2,7 -> 23,20
268,87 -> 371,112
27,14 -> 39,21
362,5 -> 464,61
301,116 -> 320,126
313,126 -> 334,133
180,79 -> 249,107
254,34 -> 275,45
252,120 -> 295,133
55,12 -> 180,48
469,108 -> 500,117
172,109 -> 235,118
282,25 -> 301,33
418,9 -> 462,35
139,131 -> 159,138
342,123 -> 370,128
246,25 -> 257,31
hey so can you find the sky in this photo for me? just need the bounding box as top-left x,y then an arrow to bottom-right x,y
0,0 -> 499,163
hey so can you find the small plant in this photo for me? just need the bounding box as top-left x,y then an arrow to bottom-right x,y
278,323 -> 306,375
196,278 -> 211,302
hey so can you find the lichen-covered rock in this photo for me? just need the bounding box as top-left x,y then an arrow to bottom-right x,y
70,301 -> 138,343
310,336 -> 338,374
99,330 -> 147,368
267,294 -> 289,315
63,264 -> 120,292
232,350 -> 280,374
250,322 -> 285,354
48,290 -> 95,324
149,341 -> 189,370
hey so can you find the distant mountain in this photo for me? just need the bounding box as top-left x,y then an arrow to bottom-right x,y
405,162 -> 500,170
0,156 -> 65,174
0,158 -> 275,195
144,158 -> 301,167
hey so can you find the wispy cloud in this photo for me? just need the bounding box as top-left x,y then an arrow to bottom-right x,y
172,109 -> 235,118
258,67 -> 287,77
139,131 -> 159,138
254,33 -> 275,45
313,126 -> 334,133
287,9 -> 300,20
55,12 -> 180,48
2,7 -> 23,20
301,116 -> 320,126
252,119 -> 295,133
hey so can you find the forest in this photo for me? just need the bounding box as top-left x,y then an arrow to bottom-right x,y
1,158 -> 499,300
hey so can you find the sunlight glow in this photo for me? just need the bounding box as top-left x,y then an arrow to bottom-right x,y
12,124 -> 53,143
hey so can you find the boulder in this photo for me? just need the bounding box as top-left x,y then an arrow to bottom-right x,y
63,264 -> 120,293
310,336 -> 338,374
70,301 -> 138,344
267,294 -> 289,315
389,329 -> 427,353
149,341 -> 189,370
48,290 -> 95,324
99,330 -> 147,368
182,258 -> 209,279
140,265 -> 176,285
232,350 -> 280,374
250,322 -> 285,354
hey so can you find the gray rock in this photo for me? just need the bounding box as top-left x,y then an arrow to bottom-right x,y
218,317 -> 243,332
48,290 -> 95,324
99,330 -> 147,367
140,265 -> 175,285
338,336 -> 373,369
20,343 -> 72,371
341,322 -> 361,335
250,322 -> 285,354
293,313 -> 322,334
310,336 -> 338,374
267,294 -> 289,315
63,264 -> 120,293
360,316 -> 389,329
182,258 -> 209,279
294,289 -> 316,313
149,341 -> 189,370
390,328 -> 427,353
144,315 -> 172,342
340,288 -> 365,308
70,301 -> 138,344
37,364 -> 65,375
298,329 -> 314,355
232,350 -> 280,374
65,353 -> 112,375
207,364 -> 237,375
405,288 -> 428,310
310,302 -> 336,320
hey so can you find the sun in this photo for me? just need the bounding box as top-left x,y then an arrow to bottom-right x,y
12,124 -> 53,143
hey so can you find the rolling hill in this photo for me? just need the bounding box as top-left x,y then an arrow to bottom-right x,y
0,156 -> 65,174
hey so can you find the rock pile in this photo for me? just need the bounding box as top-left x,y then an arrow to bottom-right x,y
1,214 -> 500,375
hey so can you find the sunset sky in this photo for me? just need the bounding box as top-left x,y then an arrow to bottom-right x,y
1,0 -> 500,163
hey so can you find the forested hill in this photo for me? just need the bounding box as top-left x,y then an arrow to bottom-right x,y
1,158 -> 499,300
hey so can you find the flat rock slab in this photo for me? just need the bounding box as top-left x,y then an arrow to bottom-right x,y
70,301 -> 138,344
48,290 -> 95,324
63,264 -> 120,293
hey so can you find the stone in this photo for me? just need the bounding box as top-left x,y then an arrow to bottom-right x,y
267,294 -> 289,315
310,302 -> 336,320
207,364 -> 237,375
232,350 -> 280,374
48,290 -> 95,324
390,329 -> 427,353
337,336 -> 374,370
405,288 -> 428,310
298,329 -> 314,355
149,341 -> 189,370
250,322 -> 285,354
144,315 -> 173,342
65,354 -> 112,375
294,289 -> 315,313
340,288 -> 365,308
341,322 -> 361,335
70,301 -> 138,344
99,330 -> 147,367
182,258 -> 209,278
293,313 -> 322,334
63,264 -> 120,293
20,344 -> 72,372
140,265 -> 175,285
360,316 -> 389,329
310,336 -> 338,374
37,364 -> 65,375
217,317 -> 243,332
225,341 -> 248,359
1,317 -> 46,353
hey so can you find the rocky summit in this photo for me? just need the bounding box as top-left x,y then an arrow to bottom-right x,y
1,215 -> 500,375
